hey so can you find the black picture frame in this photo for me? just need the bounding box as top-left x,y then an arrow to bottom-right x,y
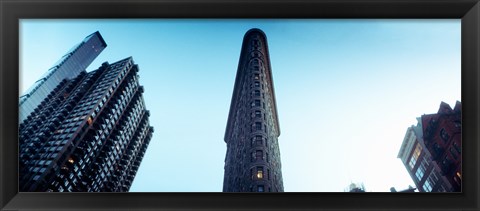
1,0 -> 479,210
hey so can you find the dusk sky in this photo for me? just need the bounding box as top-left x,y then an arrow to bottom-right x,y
20,19 -> 461,192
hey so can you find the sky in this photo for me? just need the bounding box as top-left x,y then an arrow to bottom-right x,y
20,19 -> 461,192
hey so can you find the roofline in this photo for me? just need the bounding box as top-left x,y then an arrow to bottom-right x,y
88,31 -> 108,48
224,28 -> 281,142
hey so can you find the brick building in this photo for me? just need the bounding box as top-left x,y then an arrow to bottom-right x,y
422,101 -> 461,191
398,101 -> 461,192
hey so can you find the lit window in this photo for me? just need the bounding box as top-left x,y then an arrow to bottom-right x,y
409,144 -> 422,169
68,157 -> 74,164
257,167 -> 264,179
457,172 -> 462,179
87,116 -> 93,125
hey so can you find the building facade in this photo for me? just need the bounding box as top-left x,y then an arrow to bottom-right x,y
19,31 -> 106,124
421,101 -> 462,191
398,101 -> 461,192
223,29 -> 284,192
19,57 -> 154,192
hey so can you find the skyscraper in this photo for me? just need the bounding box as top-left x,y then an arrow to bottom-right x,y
223,28 -> 284,192
19,31 -> 106,124
19,40 -> 154,191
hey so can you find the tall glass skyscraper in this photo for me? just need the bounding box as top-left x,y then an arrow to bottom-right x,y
19,57 -> 154,192
19,32 -> 154,192
19,31 -> 106,123
223,29 -> 284,192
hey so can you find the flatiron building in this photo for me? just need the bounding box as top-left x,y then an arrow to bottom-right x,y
19,32 -> 153,192
223,28 -> 284,192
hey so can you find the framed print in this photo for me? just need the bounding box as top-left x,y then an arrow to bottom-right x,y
1,0 -> 479,210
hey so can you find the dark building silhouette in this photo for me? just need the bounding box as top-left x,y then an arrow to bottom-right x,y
390,186 -> 416,192
398,101 -> 461,192
223,29 -> 284,192
422,101 -> 461,191
345,182 -> 366,192
19,32 -> 153,192
19,31 -> 106,123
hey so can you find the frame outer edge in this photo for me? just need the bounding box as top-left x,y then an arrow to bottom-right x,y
0,0 -> 3,208
462,2 -> 480,210
1,0 -> 480,211
1,1 -> 20,211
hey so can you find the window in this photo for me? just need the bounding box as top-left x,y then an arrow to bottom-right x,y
256,150 -> 263,160
453,142 -> 461,154
255,122 -> 262,131
433,143 -> 443,155
254,74 -> 260,80
255,110 -> 261,118
415,161 -> 426,181
255,135 -> 262,146
87,116 -> 93,125
440,128 -> 449,142
253,100 -> 261,107
255,81 -> 260,87
442,156 -> 452,168
254,90 -> 261,97
424,171 -> 439,192
423,179 -> 433,192
409,144 -> 422,169
437,185 -> 447,192
257,167 -> 264,179
449,147 -> 458,160
257,185 -> 264,192
454,121 -> 461,128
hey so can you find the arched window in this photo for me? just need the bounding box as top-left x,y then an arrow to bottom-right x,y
256,166 -> 264,179
256,150 -> 263,160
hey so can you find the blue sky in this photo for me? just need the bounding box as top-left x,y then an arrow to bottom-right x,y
20,19 -> 461,192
